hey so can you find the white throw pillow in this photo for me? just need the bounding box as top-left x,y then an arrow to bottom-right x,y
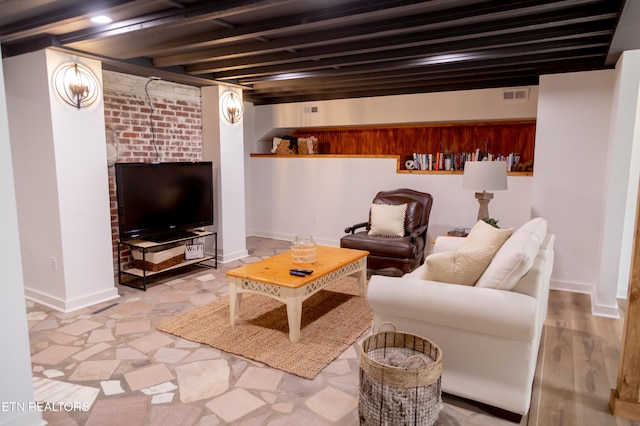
368,203 -> 407,238
476,217 -> 547,290
459,219 -> 513,254
422,245 -> 496,285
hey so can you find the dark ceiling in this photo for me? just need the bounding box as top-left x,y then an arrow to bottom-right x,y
1,0 -> 639,105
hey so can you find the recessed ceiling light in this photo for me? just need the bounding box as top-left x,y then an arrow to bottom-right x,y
91,16 -> 113,24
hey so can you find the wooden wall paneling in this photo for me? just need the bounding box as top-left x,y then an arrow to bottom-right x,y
292,121 -> 536,168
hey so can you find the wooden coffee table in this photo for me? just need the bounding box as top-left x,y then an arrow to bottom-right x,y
225,245 -> 369,343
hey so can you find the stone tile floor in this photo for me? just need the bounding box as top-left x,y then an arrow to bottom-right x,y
26,236 -> 519,425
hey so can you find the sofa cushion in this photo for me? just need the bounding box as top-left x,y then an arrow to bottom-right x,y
423,245 -> 496,285
368,203 -> 407,237
372,195 -> 423,233
459,219 -> 512,254
476,217 -> 548,290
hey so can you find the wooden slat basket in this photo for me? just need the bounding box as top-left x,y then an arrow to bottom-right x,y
297,136 -> 319,155
359,323 -> 442,425
271,137 -> 297,155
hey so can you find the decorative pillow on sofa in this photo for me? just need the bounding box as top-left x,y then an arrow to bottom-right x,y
422,245 -> 497,285
459,219 -> 513,255
475,217 -> 547,290
368,203 -> 407,238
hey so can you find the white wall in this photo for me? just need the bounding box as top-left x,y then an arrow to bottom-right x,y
0,47 -> 43,426
5,49 -> 118,312
243,101 -> 255,237
247,86 -> 538,247
248,74 -> 640,319
255,86 -> 539,138
252,86 -> 539,152
600,50 -> 640,305
202,86 -> 248,263
4,50 -> 65,302
250,157 -> 532,249
533,70 -> 615,309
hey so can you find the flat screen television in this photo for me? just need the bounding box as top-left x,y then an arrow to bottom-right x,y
115,162 -> 214,242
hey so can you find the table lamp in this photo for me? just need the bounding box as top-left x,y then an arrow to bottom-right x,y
463,161 -> 508,221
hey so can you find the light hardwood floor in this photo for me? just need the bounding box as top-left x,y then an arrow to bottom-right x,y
527,290 -> 640,426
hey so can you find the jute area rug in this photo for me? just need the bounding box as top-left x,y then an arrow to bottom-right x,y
156,276 -> 372,380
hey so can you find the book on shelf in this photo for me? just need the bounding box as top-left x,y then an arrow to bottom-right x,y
410,151 -> 522,171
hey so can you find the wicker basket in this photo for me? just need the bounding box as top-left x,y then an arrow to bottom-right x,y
359,323 -> 442,425
297,136 -> 319,155
271,137 -> 297,155
132,254 -> 184,272
131,244 -> 186,272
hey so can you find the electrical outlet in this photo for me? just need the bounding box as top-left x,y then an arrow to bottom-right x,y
312,214 -> 319,223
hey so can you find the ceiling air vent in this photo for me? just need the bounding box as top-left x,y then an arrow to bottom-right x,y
502,88 -> 530,102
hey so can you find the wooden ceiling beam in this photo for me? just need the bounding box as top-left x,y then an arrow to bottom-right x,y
248,57 -> 604,95
0,0 -> 138,42
183,16 -> 615,74
246,76 -> 542,105
56,0 -> 299,45
187,21 -> 613,76
127,0 -> 456,59
241,51 -> 606,103
213,36 -> 610,82
152,0 -> 617,67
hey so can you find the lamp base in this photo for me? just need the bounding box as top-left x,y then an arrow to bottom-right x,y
475,191 -> 494,221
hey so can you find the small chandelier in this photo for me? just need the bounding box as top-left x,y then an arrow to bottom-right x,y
221,90 -> 244,124
54,62 -> 100,109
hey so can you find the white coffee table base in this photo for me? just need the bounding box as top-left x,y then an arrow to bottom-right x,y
228,257 -> 367,343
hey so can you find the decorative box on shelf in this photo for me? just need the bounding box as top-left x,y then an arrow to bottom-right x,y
131,244 -> 185,272
185,243 -> 205,260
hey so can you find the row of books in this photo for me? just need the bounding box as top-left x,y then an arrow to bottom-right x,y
409,151 -> 522,171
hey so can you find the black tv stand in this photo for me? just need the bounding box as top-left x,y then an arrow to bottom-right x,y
148,230 -> 198,243
118,230 -> 217,291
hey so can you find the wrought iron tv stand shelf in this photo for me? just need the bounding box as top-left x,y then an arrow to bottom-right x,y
118,230 -> 217,291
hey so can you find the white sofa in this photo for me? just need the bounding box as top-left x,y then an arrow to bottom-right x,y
366,218 -> 555,420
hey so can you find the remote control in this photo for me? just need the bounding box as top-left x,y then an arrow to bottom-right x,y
290,268 -> 313,275
289,270 -> 307,277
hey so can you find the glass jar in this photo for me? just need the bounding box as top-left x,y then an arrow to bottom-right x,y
291,235 -> 317,264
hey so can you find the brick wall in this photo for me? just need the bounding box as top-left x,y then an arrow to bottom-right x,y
103,71 -> 203,274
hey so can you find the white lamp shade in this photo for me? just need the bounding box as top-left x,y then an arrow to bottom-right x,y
462,161 -> 508,191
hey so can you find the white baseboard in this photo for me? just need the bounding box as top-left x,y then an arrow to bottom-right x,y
219,249 -> 249,264
25,286 -> 119,313
617,284 -> 629,299
248,230 -> 292,243
591,300 -> 620,319
550,279 -> 620,318
549,278 -> 593,295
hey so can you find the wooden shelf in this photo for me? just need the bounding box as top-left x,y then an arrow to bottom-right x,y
249,154 -> 394,158
397,169 -> 533,176
123,255 -> 216,278
122,230 -> 213,248
255,121 -> 536,173
250,154 -> 533,176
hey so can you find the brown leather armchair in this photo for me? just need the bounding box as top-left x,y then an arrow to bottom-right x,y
340,188 -> 433,275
